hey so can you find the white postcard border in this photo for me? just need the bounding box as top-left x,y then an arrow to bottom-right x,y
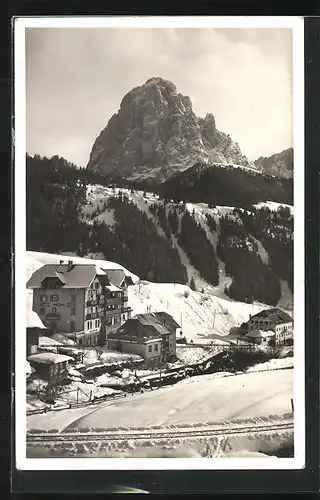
14,15 -> 305,471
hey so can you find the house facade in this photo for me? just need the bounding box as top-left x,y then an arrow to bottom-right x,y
248,308 -> 293,346
27,260 -> 133,348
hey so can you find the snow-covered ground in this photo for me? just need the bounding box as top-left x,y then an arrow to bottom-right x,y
129,281 -> 265,342
176,345 -> 227,365
254,201 -> 294,215
81,347 -> 142,367
27,369 -> 292,431
72,368 -> 293,429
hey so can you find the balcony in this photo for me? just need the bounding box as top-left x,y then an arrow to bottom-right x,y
106,297 -> 122,306
105,309 -> 122,318
85,313 -> 98,320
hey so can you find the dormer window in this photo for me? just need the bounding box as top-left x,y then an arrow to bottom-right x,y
41,277 -> 63,289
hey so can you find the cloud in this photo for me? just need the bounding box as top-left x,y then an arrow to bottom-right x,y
25,27 -> 293,166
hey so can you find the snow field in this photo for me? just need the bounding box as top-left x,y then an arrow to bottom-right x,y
60,369 -> 293,430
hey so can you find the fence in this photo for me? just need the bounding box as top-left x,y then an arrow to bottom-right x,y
27,393 -> 126,416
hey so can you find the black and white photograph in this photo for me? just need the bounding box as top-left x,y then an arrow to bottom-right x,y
14,16 -> 305,470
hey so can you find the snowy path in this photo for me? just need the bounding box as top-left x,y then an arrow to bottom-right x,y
250,235 -> 269,265
277,280 -> 293,310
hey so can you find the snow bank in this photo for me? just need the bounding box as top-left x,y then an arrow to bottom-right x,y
246,357 -> 293,373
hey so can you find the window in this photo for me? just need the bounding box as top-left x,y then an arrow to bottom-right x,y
71,307 -> 76,316
148,345 -> 152,353
52,307 -> 57,314
52,294 -> 59,302
40,294 -> 47,302
154,344 -> 158,351
70,321 -> 75,333
39,307 -> 45,315
71,294 -> 76,302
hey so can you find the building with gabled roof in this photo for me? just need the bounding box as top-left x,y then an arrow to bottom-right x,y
248,307 -> 293,345
27,261 -> 105,347
27,260 -> 134,348
107,312 -> 178,367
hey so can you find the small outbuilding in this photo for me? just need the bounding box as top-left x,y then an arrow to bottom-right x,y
246,329 -> 275,345
27,352 -> 73,383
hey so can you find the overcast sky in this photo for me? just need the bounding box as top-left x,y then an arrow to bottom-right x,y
26,27 -> 293,167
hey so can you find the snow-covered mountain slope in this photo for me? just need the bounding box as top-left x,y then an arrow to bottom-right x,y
128,281 -> 265,342
81,184 -> 293,309
254,201 -> 294,215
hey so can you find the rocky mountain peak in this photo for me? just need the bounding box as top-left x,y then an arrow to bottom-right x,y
254,148 -> 293,179
87,77 -> 253,182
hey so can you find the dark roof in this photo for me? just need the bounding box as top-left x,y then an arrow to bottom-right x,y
108,312 -> 180,343
250,308 -> 292,325
154,311 -> 180,332
102,269 -> 126,287
108,318 -> 162,343
27,264 -> 100,289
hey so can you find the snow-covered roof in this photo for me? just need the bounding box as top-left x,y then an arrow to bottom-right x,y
51,333 -> 76,346
38,336 -> 63,347
27,352 -> 73,365
27,310 -> 47,329
26,360 -> 35,375
102,269 -> 126,287
250,307 -> 292,325
27,251 -> 139,283
105,284 -> 122,292
246,329 -> 275,339
27,263 -> 105,289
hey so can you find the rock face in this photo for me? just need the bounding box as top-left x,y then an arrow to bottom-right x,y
254,148 -> 293,179
87,77 -> 253,182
